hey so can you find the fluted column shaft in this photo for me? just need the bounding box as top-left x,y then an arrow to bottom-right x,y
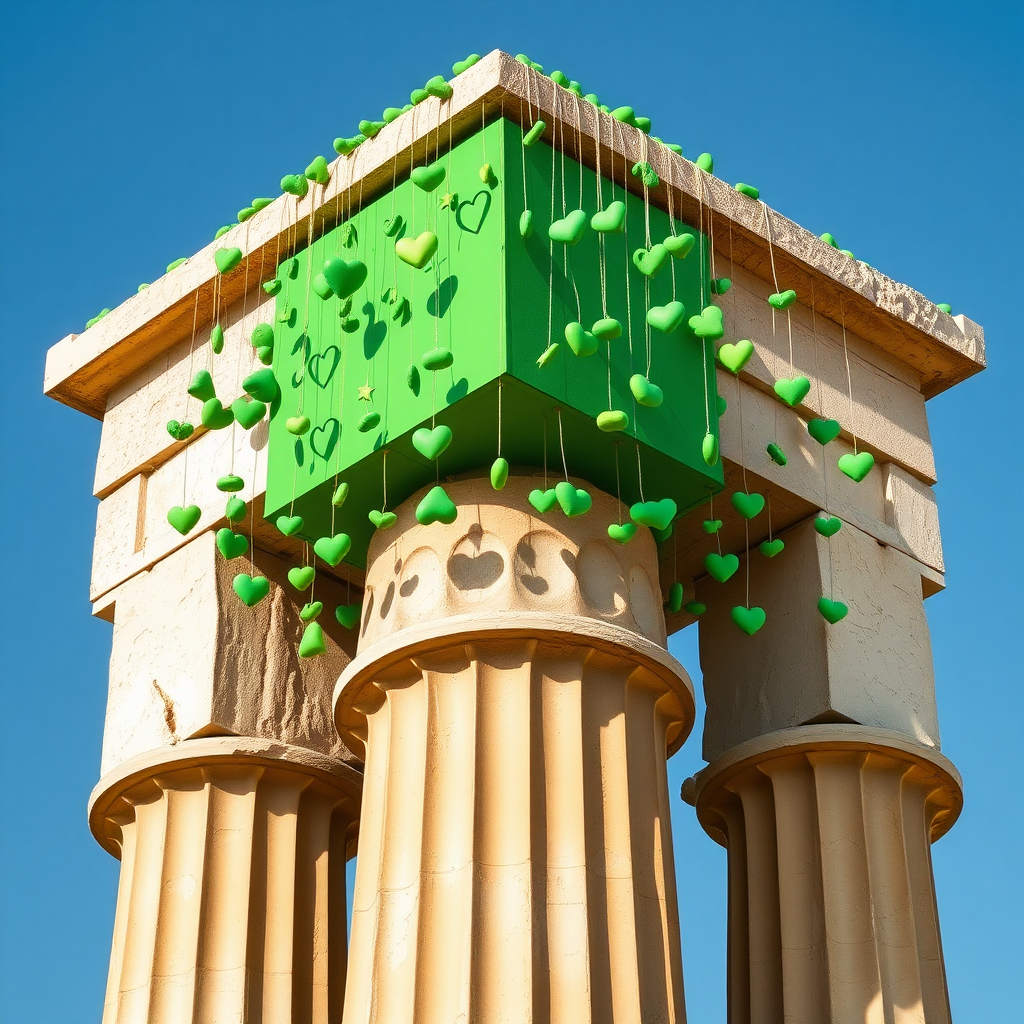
691,726 -> 962,1024
90,739 -> 362,1024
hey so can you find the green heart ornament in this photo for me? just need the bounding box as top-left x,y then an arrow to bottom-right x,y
216,474 -> 244,492
276,515 -> 304,537
688,306 -> 725,340
411,163 -> 446,192
305,155 -> 330,184
167,504 -> 201,536
215,247 -> 243,274
760,538 -> 785,558
731,491 -> 765,519
368,509 -> 398,530
201,398 -> 234,430
288,566 -> 315,591
632,244 -> 668,277
608,523 -> 638,544
768,289 -> 798,310
322,257 -> 368,298
396,231 -> 438,269
424,75 -> 453,100
242,368 -> 279,403
225,496 -> 246,522
263,278 -> 282,296
814,516 -> 842,537
298,622 -> 327,658
537,343 -> 560,368
286,416 -> 310,436
519,209 -> 533,238
555,481 -> 592,517
807,418 -> 841,445
565,321 -> 598,357
774,376 -> 811,407
329,483 -> 349,508
702,432 -> 719,467
685,601 -> 707,616
280,174 -> 309,197
596,410 -> 629,432
629,374 -> 663,407
703,519 -> 723,534
166,420 -> 194,442
312,273 -> 333,301
528,488 -> 558,514
817,597 -> 849,624
548,209 -> 587,245
412,424 -> 453,460
358,412 -> 381,433
590,200 -> 625,233
696,152 -> 714,173
705,552 -> 739,583
335,603 -> 362,629
233,573 -> 270,607
314,533 -> 352,566
358,119 -> 385,138
717,339 -> 754,374
452,54 -> 481,75
767,443 -> 788,466
734,182 -> 760,199
231,397 -> 266,429
523,120 -> 546,147
592,317 -> 622,341
490,457 -> 509,490
666,582 -> 684,613
422,347 -> 454,371
838,451 -> 874,482
664,232 -> 696,258
210,324 -> 224,354
712,278 -> 732,295
187,369 -> 216,402
630,498 -> 677,531
416,485 -> 458,525
300,601 -> 323,622
646,301 -> 685,333
731,605 -> 766,635
216,528 -> 248,560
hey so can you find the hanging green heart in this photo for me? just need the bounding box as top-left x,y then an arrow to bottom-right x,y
298,622 -> 327,658
490,457 -> 509,490
767,443 -> 788,466
705,552 -> 739,583
396,231 -> 438,269
717,396 -> 728,416
277,515 -> 304,537
215,247 -> 243,274
537,343 -> 560,367
335,603 -> 362,629
646,301 -> 685,333
166,420 -> 194,442
760,538 -> 785,558
314,533 -> 352,566
167,504 -> 201,536
280,174 -> 309,197
225,496 -> 246,522
774,376 -> 811,407
368,509 -> 398,530
422,347 -> 453,370
590,200 -> 626,233
322,257 -> 368,298
634,116 -> 652,134
734,182 -> 760,200
242,368 -> 279,404
187,369 -> 216,402
696,153 -> 714,173
611,105 -> 636,124
523,120 -> 546,147
286,416 -> 310,436
592,317 -> 622,340
216,474 -> 244,492
731,491 -> 765,519
731,605 -> 766,635
663,232 -> 696,258
210,324 -> 224,355
216,528 -> 248,560
231,397 -> 266,429
711,278 -> 732,295
565,321 -> 598,357
838,451 -> 874,482
630,161 -> 659,187
665,581 -> 683,613
452,54 -> 481,75
685,601 -> 707,616
608,523 -> 638,544
528,488 -> 558,514
768,289 -> 798,310
548,209 -> 587,245
201,398 -> 234,430
817,597 -> 849,624
629,374 -> 663,407
412,425 -> 453,460
630,498 -> 677,531
807,418 -> 841,445
257,345 -> 274,365
632,244 -> 668,277
596,410 -> 629,432
555,481 -> 592,517
814,516 -> 842,537
305,155 -> 330,184
233,573 -> 270,607
718,339 -> 754,374
416,485 -> 458,525
263,279 -> 282,296
358,412 -> 381,432
312,273 -> 333,300
702,432 -> 719,467
550,70 -> 570,87
519,209 -> 533,238
288,566 -> 315,591
703,519 -> 722,534
411,163 -> 446,192
300,601 -> 323,623
424,74 -> 453,99
688,306 -> 725,340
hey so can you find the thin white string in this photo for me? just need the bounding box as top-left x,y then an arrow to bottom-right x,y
556,407 -> 569,480
840,296 -> 857,450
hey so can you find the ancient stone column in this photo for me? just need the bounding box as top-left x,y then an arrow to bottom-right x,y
334,476 -> 695,1024
686,517 -> 962,1024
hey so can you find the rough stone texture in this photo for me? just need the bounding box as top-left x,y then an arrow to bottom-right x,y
100,530 -> 358,778
697,517 -> 940,762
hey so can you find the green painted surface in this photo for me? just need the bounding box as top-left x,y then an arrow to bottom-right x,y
266,117 -> 722,567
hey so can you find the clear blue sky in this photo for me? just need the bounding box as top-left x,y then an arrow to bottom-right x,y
1,2 -> 1020,1020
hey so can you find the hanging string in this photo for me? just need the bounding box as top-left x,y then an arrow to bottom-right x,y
497,379 -> 503,458
556,406 -> 569,480
614,442 -> 622,523
542,415 -> 548,489
809,280 -> 836,592
635,442 -> 645,502
839,296 -> 857,452
381,448 -> 389,511
711,491 -> 722,556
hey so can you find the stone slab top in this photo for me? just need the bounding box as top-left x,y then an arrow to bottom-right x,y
44,50 -> 984,419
